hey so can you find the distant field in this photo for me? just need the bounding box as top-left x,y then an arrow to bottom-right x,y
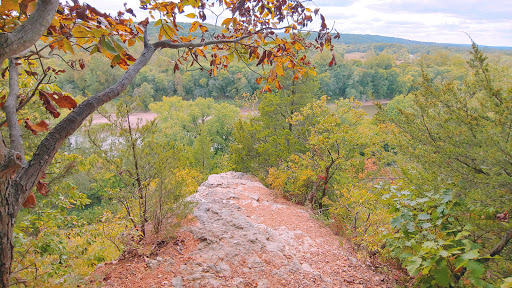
345,52 -> 366,61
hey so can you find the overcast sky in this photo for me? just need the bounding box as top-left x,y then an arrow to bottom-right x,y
85,0 -> 512,47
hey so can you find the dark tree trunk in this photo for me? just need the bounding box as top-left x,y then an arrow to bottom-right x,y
0,146 -> 23,288
0,183 -> 15,288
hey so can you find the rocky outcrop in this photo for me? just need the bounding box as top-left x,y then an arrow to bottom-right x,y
93,172 -> 396,287
180,172 -> 393,287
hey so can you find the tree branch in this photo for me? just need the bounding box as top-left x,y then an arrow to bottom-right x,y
489,227 -> 512,258
2,59 -> 25,164
0,0 -> 59,65
13,43 -> 157,211
153,36 -> 252,50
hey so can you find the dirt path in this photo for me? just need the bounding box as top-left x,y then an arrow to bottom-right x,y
92,172 -> 398,287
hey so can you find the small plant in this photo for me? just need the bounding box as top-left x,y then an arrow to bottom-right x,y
385,186 -> 497,287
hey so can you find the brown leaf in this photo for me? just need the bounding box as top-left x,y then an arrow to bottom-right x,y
1,67 -> 8,79
126,8 -> 136,18
329,54 -> 337,67
256,50 -> 267,66
22,192 -> 36,208
24,119 -> 49,135
496,211 -> 509,222
75,5 -> 87,21
39,90 -> 60,118
138,18 -> 149,28
18,0 -> 37,15
37,180 -> 49,196
43,91 -> 77,109
24,70 -> 38,76
79,59 -> 86,70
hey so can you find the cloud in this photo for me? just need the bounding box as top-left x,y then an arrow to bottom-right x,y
84,0 -> 512,47
313,0 -> 512,46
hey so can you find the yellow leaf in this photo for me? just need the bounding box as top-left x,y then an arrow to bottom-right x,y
0,0 -> 18,11
221,17 -> 232,28
199,25 -> 208,33
275,63 -> 284,76
196,48 -> 205,58
72,26 -> 90,38
185,13 -> 196,18
189,21 -> 199,32
62,39 -> 74,54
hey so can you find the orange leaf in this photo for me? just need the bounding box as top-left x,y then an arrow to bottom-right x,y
199,25 -> 208,33
22,192 -> 36,208
275,79 -> 283,90
24,119 -> 49,135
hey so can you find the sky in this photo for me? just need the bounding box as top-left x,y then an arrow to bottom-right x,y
85,0 -> 512,47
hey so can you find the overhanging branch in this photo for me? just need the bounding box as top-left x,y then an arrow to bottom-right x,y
0,0 -> 59,65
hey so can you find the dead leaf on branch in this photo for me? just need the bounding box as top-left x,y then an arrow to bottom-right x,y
24,119 -> 49,135
22,192 -> 36,208
36,180 -> 49,196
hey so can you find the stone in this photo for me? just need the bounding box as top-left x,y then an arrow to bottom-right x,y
257,279 -> 269,288
247,256 -> 265,269
301,263 -> 314,272
146,259 -> 159,270
171,276 -> 183,288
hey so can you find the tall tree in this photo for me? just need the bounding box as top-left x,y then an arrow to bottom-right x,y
0,0 -> 333,285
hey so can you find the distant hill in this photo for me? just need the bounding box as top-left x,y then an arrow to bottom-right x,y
147,22 -> 512,52
332,33 -> 512,52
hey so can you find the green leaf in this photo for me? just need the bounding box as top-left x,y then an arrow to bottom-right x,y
462,249 -> 480,260
418,213 -> 431,220
405,256 -> 422,275
440,191 -> 452,203
101,37 -> 117,54
391,216 -> 404,228
466,260 -> 485,278
422,241 -> 437,249
433,263 -> 452,287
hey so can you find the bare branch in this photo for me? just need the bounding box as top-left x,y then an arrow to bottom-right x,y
2,59 -> 25,163
0,0 -> 59,65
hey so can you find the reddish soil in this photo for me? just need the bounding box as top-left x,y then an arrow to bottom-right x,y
88,172 -> 404,288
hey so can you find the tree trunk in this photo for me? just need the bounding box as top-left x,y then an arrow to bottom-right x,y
0,145 -> 23,288
0,182 -> 16,288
